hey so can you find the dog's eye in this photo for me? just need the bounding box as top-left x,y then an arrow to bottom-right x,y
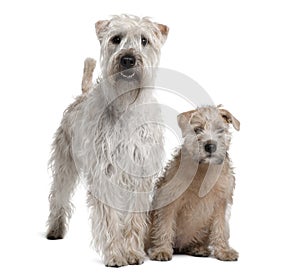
217,129 -> 225,134
141,36 -> 148,46
111,35 -> 121,44
194,127 -> 204,134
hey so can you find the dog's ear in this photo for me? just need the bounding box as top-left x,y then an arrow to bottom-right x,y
154,23 -> 169,44
219,108 -> 240,131
95,20 -> 109,43
177,110 -> 195,136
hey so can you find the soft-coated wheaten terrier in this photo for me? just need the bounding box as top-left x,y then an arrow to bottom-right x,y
149,105 -> 240,262
46,14 -> 169,267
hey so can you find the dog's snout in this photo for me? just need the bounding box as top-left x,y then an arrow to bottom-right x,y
204,142 -> 217,153
120,55 -> 136,68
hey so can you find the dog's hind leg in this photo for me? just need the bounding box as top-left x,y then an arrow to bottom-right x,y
46,126 -> 79,240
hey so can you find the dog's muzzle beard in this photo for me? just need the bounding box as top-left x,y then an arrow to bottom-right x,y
117,67 -> 142,82
198,148 -> 226,165
196,139 -> 225,165
185,143 -> 226,165
199,154 -> 225,165
109,51 -> 143,82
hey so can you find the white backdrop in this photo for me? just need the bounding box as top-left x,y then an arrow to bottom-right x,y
0,0 -> 299,276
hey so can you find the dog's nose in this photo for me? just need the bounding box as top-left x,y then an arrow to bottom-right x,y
204,142 -> 217,153
120,55 -> 136,68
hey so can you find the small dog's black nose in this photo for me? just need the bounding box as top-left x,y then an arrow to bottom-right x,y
204,143 -> 217,153
120,55 -> 136,68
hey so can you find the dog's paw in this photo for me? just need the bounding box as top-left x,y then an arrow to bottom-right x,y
149,248 -> 172,261
214,248 -> 239,261
46,220 -> 66,240
126,253 -> 145,265
46,233 -> 63,240
46,227 -> 65,240
105,256 -> 128,267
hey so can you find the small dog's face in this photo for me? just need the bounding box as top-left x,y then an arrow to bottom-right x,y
177,106 -> 240,164
95,15 -> 168,84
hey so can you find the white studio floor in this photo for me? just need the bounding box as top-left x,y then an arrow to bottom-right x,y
2,177 -> 298,277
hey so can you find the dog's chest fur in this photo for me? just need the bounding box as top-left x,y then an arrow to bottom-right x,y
164,156 -> 235,248
69,87 -> 164,194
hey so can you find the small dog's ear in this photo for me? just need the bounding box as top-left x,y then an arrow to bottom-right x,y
95,20 -> 109,42
154,23 -> 169,44
177,110 -> 194,136
219,108 -> 240,131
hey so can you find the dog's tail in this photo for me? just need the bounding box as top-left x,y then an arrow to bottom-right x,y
81,58 -> 96,94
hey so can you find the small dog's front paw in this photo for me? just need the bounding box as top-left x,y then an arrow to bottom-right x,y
149,248 -> 172,261
214,248 -> 239,261
127,253 -> 145,265
105,256 -> 128,267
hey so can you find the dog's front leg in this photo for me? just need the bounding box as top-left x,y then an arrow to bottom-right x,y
148,205 -> 176,261
209,201 -> 239,261
123,212 -> 148,265
87,192 -> 128,267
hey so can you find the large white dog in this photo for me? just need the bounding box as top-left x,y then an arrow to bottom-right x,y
46,14 -> 169,267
